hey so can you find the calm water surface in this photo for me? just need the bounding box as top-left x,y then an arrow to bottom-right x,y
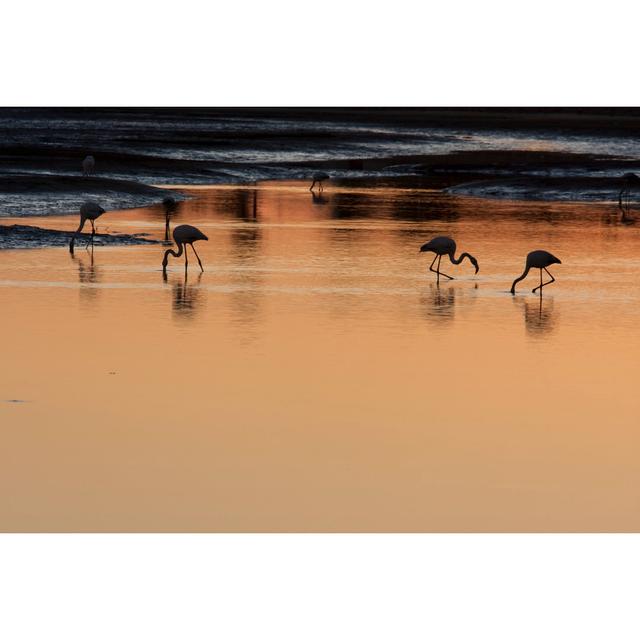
1,183 -> 639,530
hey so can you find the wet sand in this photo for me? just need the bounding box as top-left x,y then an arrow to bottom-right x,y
1,182 -> 639,531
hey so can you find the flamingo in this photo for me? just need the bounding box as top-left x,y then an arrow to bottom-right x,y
419,236 -> 479,281
618,172 -> 640,222
69,200 -> 106,253
82,155 -> 95,177
510,250 -> 562,294
310,171 -> 330,192
162,196 -> 178,242
162,224 -> 208,273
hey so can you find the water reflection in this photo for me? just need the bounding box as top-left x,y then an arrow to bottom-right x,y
515,294 -> 558,337
311,191 -> 329,206
165,271 -> 204,320
72,247 -> 100,304
420,283 -> 457,326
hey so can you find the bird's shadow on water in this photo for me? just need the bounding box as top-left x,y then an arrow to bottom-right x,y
71,246 -> 100,304
419,282 -> 457,326
164,270 -> 204,320
311,191 -> 329,206
513,293 -> 558,338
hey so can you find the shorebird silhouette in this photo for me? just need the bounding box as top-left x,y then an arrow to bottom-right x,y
69,200 -> 106,254
618,172 -> 639,222
310,171 -> 330,192
162,196 -> 178,242
162,224 -> 208,273
82,155 -> 95,177
510,250 -> 561,294
419,236 -> 479,281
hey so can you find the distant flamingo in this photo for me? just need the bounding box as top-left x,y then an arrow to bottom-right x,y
162,196 -> 178,242
69,200 -> 106,253
618,172 -> 640,222
419,236 -> 479,281
310,171 -> 330,192
162,224 -> 208,273
510,250 -> 562,294
82,155 -> 95,177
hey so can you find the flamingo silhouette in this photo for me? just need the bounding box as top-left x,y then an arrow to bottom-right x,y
82,155 -> 95,177
419,236 -> 479,281
69,200 -> 106,254
162,196 -> 178,242
510,250 -> 562,294
310,171 -> 330,192
618,172 -> 640,222
162,224 -> 208,273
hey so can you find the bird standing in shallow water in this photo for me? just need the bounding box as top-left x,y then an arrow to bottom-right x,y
419,236 -> 479,282
310,171 -> 330,192
510,250 -> 562,294
162,224 -> 208,273
69,200 -> 106,253
618,172 -> 640,222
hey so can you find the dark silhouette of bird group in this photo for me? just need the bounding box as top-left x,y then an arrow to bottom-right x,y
419,235 -> 562,294
71,164 -> 640,294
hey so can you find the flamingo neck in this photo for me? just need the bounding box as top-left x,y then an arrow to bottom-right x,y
511,267 -> 530,293
162,242 -> 183,268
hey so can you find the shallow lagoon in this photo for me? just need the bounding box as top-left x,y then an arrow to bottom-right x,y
1,182 -> 639,531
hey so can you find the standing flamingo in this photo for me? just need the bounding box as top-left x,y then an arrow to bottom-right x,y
162,224 -> 208,273
618,172 -> 640,222
510,250 -> 562,294
310,171 -> 330,192
162,196 -> 178,242
419,236 -> 479,281
69,200 -> 106,253
82,155 -> 95,177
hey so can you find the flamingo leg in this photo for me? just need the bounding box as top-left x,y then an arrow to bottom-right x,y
184,243 -> 188,270
310,181 -> 316,192
428,253 -> 439,274
436,254 -> 455,280
85,220 -> 96,249
191,243 -> 204,272
532,268 -> 556,293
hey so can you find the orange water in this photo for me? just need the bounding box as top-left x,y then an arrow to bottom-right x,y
1,182 -> 639,531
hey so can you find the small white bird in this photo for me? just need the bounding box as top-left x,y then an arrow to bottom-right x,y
82,155 -> 95,177
69,200 -> 106,253
510,250 -> 562,294
310,171 -> 330,192
419,236 -> 479,281
162,224 -> 209,273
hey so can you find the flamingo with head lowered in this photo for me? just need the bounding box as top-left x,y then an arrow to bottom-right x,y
162,224 -> 208,273
310,171 -> 330,192
419,236 -> 479,281
69,200 -> 106,253
510,250 -> 562,294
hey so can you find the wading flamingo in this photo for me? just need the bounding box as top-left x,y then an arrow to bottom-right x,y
82,155 -> 95,177
618,172 -> 640,222
510,250 -> 562,294
162,224 -> 208,273
310,171 -> 330,192
69,200 -> 106,253
162,196 -> 178,242
419,236 -> 479,282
